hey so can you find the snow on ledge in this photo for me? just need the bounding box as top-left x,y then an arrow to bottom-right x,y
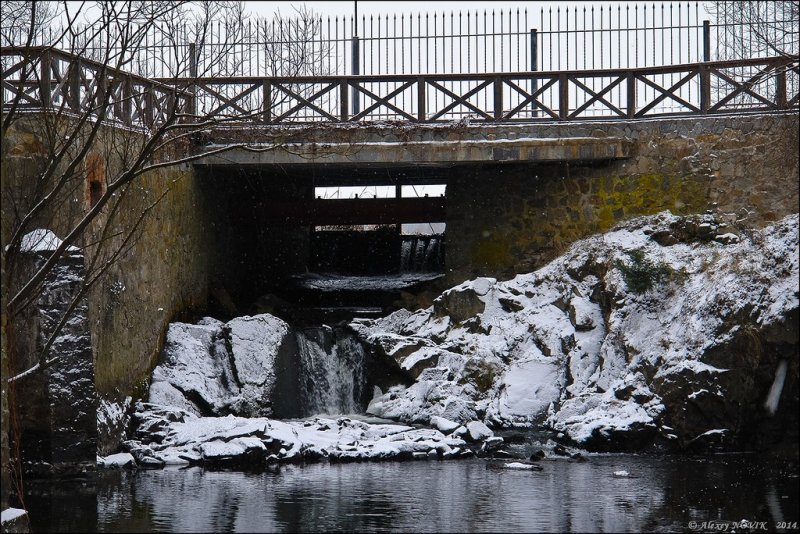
7,228 -> 80,253
1,508 -> 27,523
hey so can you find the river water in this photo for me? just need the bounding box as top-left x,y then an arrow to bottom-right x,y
21,453 -> 799,533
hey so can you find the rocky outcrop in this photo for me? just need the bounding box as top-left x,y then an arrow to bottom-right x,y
148,315 -> 296,418
352,212 -> 799,452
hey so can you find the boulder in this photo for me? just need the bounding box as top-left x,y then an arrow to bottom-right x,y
227,315 -> 294,417
465,421 -> 493,442
433,278 -> 495,323
148,314 -> 296,419
430,415 -> 461,434
148,319 -> 236,415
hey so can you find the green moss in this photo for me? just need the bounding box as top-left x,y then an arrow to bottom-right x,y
473,237 -> 511,269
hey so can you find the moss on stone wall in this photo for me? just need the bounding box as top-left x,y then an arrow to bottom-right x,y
446,113 -> 800,283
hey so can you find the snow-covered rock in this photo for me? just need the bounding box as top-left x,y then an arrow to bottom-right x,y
227,315 -> 293,417
352,212 -> 799,452
122,402 -> 470,467
97,396 -> 132,456
430,415 -> 461,434
97,452 -> 135,468
465,421 -> 493,442
500,462 -> 542,470
148,314 -> 295,418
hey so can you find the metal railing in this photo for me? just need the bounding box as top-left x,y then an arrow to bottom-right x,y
2,2 -> 797,128
3,46 -> 797,128
7,2 -> 797,77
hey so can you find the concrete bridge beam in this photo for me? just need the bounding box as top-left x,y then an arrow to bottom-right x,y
194,135 -> 631,167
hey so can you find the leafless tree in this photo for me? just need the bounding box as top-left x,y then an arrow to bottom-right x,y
705,1 -> 799,107
1,0 -> 342,512
0,0 -> 57,47
708,0 -> 799,59
2,0 -> 338,382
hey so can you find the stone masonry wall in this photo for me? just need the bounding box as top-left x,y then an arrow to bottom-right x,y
445,112 -> 800,282
85,164 -> 210,400
2,117 -> 211,406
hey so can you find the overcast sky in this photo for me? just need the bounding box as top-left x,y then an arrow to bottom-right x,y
245,2 -> 548,18
244,1 -> 714,18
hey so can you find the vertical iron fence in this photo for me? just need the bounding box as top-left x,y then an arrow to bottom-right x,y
3,1 -> 798,121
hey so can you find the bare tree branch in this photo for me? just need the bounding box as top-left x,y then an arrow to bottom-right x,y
2,1 -> 334,385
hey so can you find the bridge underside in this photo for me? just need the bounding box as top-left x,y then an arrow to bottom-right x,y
261,197 -> 446,226
193,125 -> 634,311
197,162 -> 451,227
194,126 -> 630,228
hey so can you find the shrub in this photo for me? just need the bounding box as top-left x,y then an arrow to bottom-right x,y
616,249 -> 673,294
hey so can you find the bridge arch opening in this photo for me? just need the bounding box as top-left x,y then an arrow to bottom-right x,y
196,163 -> 450,322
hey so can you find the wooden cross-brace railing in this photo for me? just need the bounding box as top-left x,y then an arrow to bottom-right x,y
3,46 -> 798,130
2,46 -> 190,129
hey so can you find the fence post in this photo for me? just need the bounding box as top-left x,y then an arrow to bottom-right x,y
530,28 -> 538,117
144,84 -> 154,127
340,78 -> 349,120
262,80 -> 272,123
776,60 -> 787,108
68,59 -> 80,111
39,50 -> 52,108
351,36 -> 361,116
700,20 -> 711,113
188,43 -> 197,122
95,67 -> 107,118
558,73 -> 568,119
627,72 -> 636,118
122,75 -> 133,126
417,76 -> 426,122
494,76 -> 504,120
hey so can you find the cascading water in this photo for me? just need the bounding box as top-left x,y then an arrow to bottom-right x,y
296,326 -> 367,416
400,235 -> 444,272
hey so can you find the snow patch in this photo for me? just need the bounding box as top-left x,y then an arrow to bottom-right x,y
16,228 -> 80,252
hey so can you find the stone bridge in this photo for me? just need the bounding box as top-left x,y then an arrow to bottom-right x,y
190,112 -> 798,292
2,47 -> 799,400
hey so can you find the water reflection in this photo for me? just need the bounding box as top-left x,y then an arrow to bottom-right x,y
21,454 -> 799,533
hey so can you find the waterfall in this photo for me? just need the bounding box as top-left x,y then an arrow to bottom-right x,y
296,326 -> 367,416
400,235 -> 444,272
400,239 -> 413,271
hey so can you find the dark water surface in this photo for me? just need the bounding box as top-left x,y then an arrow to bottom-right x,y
21,454 -> 799,533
